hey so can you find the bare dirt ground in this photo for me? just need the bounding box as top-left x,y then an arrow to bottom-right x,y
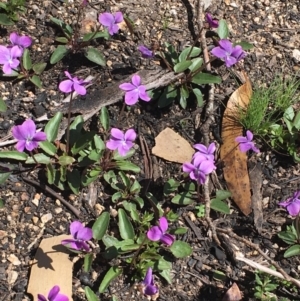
0,0 -> 300,300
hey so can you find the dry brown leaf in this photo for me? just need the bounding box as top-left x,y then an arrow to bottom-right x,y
222,283 -> 242,301
220,78 -> 252,215
152,127 -> 194,163
27,235 -> 73,301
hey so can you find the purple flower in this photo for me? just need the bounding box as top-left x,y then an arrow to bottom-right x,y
37,285 -> 68,301
11,119 -> 47,152
211,39 -> 246,67
183,155 -> 216,184
279,191 -> 300,216
61,221 -> 93,252
106,128 -> 136,157
147,217 -> 175,246
119,74 -> 151,105
0,45 -> 22,74
235,130 -> 260,153
59,71 -> 89,95
98,12 -> 123,35
138,46 -> 154,59
193,142 -> 216,161
142,268 -> 159,296
205,13 -> 219,28
10,32 -> 32,51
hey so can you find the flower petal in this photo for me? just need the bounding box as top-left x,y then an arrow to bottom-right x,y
76,227 -> 93,241
246,130 -> 253,141
147,226 -> 162,241
114,12 -> 123,23
158,217 -> 168,233
131,74 -> 141,87
37,294 -> 47,301
0,46 -> 9,64
235,136 -> 248,143
54,294 -> 69,301
22,119 -> 37,137
111,128 -> 125,140
25,141 -> 39,151
143,267 -> 153,286
33,131 -> 47,142
117,143 -> 132,156
287,201 -> 300,216
211,46 -> 228,59
73,82 -> 87,95
48,285 -> 60,301
199,160 -> 215,174
70,221 -> 84,237
124,129 -> 136,142
119,82 -> 135,91
124,90 -> 139,105
59,79 -> 73,93
224,55 -> 237,67
18,36 -> 32,48
144,284 -> 158,296
182,162 -> 195,173
238,142 -> 253,153
15,140 -> 26,152
138,86 -> 151,102
106,139 -> 121,151
218,39 -> 233,53
10,32 -> 19,44
160,233 -> 175,246
10,45 -> 22,58
99,13 -> 114,26
3,63 -> 13,74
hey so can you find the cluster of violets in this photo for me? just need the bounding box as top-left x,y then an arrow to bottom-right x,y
0,32 -> 32,74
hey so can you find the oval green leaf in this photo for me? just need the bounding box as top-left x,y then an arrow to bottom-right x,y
118,208 -> 135,240
58,155 -> 75,166
191,73 -> 222,85
0,98 -> 7,112
25,153 -> 51,164
67,169 -> 81,194
99,266 -> 122,293
171,192 -> 194,205
100,107 -> 110,131
179,46 -> 201,62
32,62 -> 47,75
44,112 -> 63,142
39,141 -> 57,156
50,45 -> 69,64
85,48 -> 106,67
29,75 -> 42,88
23,49 -> 32,70
115,160 -> 140,173
284,244 -> 300,258
170,241 -> 193,258
0,151 -> 28,161
92,212 -> 110,240
217,19 -> 229,39
84,254 -> 93,273
173,60 -> 192,73
85,286 -> 98,301
210,199 -> 230,214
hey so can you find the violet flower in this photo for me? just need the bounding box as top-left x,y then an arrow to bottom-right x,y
138,46 -> 154,59
59,71 -> 89,95
11,119 -> 47,152
183,155 -> 216,184
37,285 -> 68,301
193,142 -> 216,161
142,268 -> 159,296
98,12 -> 123,35
0,45 -> 22,74
235,130 -> 260,153
10,32 -> 32,51
147,217 -> 175,246
119,74 -> 151,106
279,191 -> 300,216
61,221 -> 93,252
106,128 -> 136,157
211,39 -> 246,67
205,13 -> 219,28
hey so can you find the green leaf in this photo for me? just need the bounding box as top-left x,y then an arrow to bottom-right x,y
58,155 -> 75,166
25,153 -> 51,164
284,244 -> 300,258
171,192 -> 194,205
118,208 -> 135,240
113,148 -> 135,160
0,171 -> 11,184
46,163 -> 55,184
278,231 -> 297,245
102,235 -> 119,248
44,112 -> 63,142
0,151 -> 27,161
94,135 -> 106,151
69,115 -> 84,146
55,37 -> 69,43
173,60 -> 192,73
67,169 -> 81,194
99,267 -> 122,293
172,227 -> 188,235
123,201 -> 139,222
234,41 -> 254,50
71,132 -> 95,155
22,49 -> 32,70
93,212 -> 110,240
179,46 -> 201,62
158,86 -> 178,108
0,13 -> 14,25
210,199 -> 230,214
39,141 -> 57,156
155,258 -> 172,270
170,241 -> 193,258
85,48 -> 106,66
130,179 -> 141,194
84,254 -> 93,273
192,88 -> 203,107
293,111 -> 300,130
50,45 -> 69,64
32,62 -> 47,75
217,19 -> 229,39
115,160 -> 140,173
191,73 -> 222,85
164,179 -> 180,195
100,107 -> 110,131
215,190 -> 231,200
83,31 -> 109,41
85,286 -> 99,301
189,57 -> 203,72
0,98 -> 7,112
29,75 -> 42,88
112,191 -> 122,202
159,269 -> 172,284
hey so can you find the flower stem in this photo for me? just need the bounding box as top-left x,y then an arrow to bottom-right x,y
66,92 -> 73,154
30,151 -> 39,165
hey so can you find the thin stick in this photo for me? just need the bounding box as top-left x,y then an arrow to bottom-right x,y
22,176 -> 81,218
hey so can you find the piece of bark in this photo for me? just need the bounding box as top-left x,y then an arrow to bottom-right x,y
27,235 -> 73,301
